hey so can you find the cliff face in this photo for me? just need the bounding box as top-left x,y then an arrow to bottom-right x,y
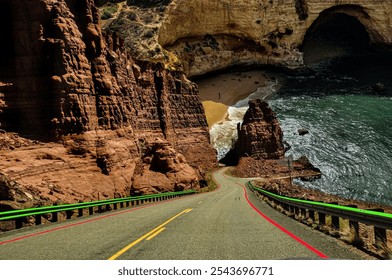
222,99 -> 285,165
0,0 -> 216,212
159,0 -> 392,76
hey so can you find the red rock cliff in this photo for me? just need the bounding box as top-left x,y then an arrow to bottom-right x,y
0,0 -> 216,212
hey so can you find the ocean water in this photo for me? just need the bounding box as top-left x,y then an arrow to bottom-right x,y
270,93 -> 392,206
207,57 -> 392,205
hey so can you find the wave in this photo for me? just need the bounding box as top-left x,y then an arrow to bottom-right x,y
210,80 -> 279,160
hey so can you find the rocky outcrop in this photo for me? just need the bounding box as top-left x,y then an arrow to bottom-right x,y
132,139 -> 199,195
0,0 -> 217,212
160,0 -> 392,76
237,100 -> 285,159
221,99 -> 284,165
103,1 -> 392,76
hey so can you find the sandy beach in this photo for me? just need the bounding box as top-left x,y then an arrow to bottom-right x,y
195,70 -> 268,127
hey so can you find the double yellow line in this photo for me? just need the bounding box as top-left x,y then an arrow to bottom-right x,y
108,208 -> 193,260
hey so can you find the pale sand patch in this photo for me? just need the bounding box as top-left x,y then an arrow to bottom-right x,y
196,70 -> 267,127
202,101 -> 229,128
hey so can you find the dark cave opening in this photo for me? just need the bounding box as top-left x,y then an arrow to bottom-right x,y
302,13 -> 371,66
297,10 -> 392,94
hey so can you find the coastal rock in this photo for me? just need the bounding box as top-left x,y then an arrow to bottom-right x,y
298,128 -> 310,136
373,82 -> 386,93
221,99 -> 285,165
104,0 -> 392,76
236,99 -> 285,160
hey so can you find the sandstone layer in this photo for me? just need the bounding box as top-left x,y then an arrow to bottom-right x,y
161,0 -> 392,76
103,0 -> 392,76
0,0 -> 217,219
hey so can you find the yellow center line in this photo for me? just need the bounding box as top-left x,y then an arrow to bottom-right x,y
146,227 -> 165,241
108,208 -> 192,260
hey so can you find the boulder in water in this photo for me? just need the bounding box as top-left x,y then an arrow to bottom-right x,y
298,128 -> 309,136
373,82 -> 386,93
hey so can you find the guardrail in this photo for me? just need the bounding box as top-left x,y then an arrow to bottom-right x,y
248,181 -> 392,247
0,190 -> 196,230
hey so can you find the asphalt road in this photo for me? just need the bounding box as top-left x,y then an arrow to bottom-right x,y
0,168 -> 368,260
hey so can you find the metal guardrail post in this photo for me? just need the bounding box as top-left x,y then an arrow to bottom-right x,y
15,218 -> 23,229
78,208 -> 83,217
66,210 -> 74,220
309,209 -> 315,221
330,202 -> 340,230
318,210 -> 326,226
89,207 -> 93,215
52,212 -> 58,223
331,215 -> 340,230
35,214 -> 42,225
371,208 -> 387,245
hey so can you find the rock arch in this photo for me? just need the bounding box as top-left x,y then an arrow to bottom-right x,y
158,1 -> 392,75
301,5 -> 375,65
302,5 -> 386,47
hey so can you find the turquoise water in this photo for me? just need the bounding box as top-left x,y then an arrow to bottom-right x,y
269,93 -> 392,206
206,51 -> 392,206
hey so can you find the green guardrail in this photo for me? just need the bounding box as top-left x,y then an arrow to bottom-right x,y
0,190 -> 196,228
248,181 -> 392,233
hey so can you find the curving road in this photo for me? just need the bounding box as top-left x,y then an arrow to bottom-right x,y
0,168 -> 368,260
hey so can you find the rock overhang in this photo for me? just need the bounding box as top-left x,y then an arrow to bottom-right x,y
155,0 -> 392,76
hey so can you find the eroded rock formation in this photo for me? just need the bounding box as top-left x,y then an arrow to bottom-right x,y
0,0 -> 217,215
132,139 -> 199,195
103,0 -> 392,76
160,0 -> 392,76
221,99 -> 284,165
237,100 -> 285,159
